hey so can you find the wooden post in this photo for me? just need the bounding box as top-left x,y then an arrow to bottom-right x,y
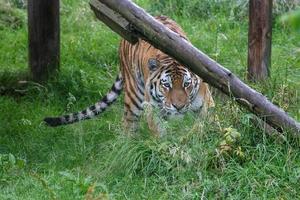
28,0 -> 60,82
247,0 -> 272,81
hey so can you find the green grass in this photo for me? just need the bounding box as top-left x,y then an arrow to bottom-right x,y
1,0 -> 300,199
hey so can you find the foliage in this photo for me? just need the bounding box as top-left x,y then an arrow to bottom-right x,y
281,9 -> 300,31
0,0 -> 26,30
0,0 -> 300,199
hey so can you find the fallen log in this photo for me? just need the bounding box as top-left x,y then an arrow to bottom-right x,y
90,0 -> 300,134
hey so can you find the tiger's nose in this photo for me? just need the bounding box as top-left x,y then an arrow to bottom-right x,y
172,103 -> 184,111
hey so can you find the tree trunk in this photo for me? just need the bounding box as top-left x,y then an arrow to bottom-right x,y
247,0 -> 272,81
28,0 -> 60,82
91,0 -> 300,134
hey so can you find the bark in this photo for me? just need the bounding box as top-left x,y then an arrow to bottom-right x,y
90,0 -> 138,44
248,0 -> 272,81
91,0 -> 300,134
28,0 -> 60,82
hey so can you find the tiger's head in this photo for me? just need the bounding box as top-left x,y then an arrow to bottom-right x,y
146,58 -> 214,116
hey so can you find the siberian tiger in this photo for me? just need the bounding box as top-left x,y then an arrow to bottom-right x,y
44,16 -> 214,134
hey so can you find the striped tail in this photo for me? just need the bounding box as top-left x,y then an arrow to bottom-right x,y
44,73 -> 123,127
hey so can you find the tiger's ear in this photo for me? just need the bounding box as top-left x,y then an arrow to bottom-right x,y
148,58 -> 159,71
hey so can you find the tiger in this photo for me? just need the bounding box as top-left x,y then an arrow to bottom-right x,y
44,16 -> 214,135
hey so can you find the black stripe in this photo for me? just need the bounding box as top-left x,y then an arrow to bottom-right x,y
127,91 -> 143,110
150,83 -> 161,102
100,107 -> 106,112
64,115 -> 70,122
102,96 -> 108,103
102,96 -> 115,106
74,112 -> 81,118
82,110 -> 87,115
124,102 -> 131,109
150,84 -> 154,90
150,71 -> 162,83
194,79 -> 199,88
176,68 -> 187,73
112,84 -> 122,95
153,83 -> 161,102
90,105 -> 96,111
126,118 -> 138,122
137,84 -> 144,96
85,115 -> 92,119
101,95 -> 117,106
127,80 -> 143,103
145,44 -> 152,52
125,103 -> 140,118
165,69 -> 172,74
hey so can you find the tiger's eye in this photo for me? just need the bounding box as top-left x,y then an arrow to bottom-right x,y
163,83 -> 171,88
184,82 -> 190,87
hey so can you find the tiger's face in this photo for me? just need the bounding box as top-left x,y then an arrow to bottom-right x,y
146,58 -> 202,116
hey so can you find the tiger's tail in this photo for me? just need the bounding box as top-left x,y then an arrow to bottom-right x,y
43,73 -> 123,127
